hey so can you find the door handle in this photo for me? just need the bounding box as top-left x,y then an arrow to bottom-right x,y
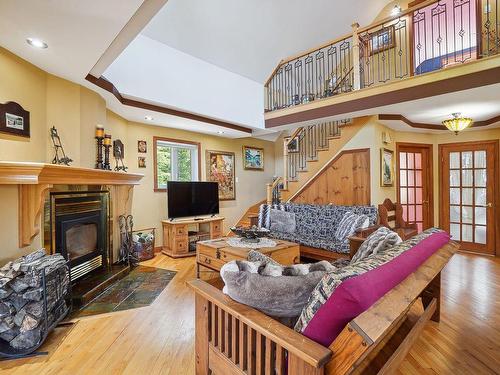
486,202 -> 493,208
422,200 -> 429,204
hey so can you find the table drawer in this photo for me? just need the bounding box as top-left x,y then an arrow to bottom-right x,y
211,221 -> 222,233
198,246 -> 241,263
173,239 -> 188,253
197,254 -> 225,271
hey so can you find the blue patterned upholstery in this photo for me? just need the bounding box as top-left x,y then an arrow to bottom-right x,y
258,203 -> 378,254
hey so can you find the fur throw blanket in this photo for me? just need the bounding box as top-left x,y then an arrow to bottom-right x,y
220,259 -> 335,318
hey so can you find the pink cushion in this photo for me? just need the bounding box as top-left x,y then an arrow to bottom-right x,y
302,232 -> 450,346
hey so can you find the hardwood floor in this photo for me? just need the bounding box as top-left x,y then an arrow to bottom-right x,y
1,253 -> 499,374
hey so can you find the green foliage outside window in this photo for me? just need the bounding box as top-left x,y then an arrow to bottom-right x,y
157,145 -> 171,188
177,148 -> 192,181
156,143 -> 195,188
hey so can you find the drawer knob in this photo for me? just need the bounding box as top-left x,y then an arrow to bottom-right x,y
205,258 -> 211,264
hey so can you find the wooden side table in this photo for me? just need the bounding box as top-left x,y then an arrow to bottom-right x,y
161,217 -> 224,258
196,238 -> 300,278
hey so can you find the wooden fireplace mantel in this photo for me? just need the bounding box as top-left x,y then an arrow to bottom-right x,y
0,161 -> 143,185
0,162 -> 144,247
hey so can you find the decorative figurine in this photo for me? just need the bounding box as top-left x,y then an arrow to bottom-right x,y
50,126 -> 73,165
113,139 -> 128,172
103,134 -> 112,171
95,124 -> 105,169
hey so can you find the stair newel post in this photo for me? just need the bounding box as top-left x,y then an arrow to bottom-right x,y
351,22 -> 361,91
283,136 -> 289,190
266,182 -> 273,204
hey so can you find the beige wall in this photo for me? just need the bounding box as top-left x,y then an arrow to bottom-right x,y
0,47 -> 275,263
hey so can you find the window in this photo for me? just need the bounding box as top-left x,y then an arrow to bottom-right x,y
154,137 -> 200,191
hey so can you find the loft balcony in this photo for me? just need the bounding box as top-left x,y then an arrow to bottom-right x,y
264,0 -> 500,129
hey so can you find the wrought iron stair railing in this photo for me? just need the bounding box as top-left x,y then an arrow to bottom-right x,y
265,0 -> 500,112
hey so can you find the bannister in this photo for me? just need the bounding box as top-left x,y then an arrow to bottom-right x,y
265,0 -> 499,112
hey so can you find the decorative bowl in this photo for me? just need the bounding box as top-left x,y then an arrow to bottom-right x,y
230,226 -> 270,243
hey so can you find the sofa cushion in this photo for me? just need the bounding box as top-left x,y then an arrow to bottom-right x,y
269,209 -> 296,233
300,230 -> 450,346
294,228 -> 445,332
270,231 -> 351,254
258,203 -> 286,229
350,227 -> 402,264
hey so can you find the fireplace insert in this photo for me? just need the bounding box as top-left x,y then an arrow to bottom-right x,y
46,191 -> 110,281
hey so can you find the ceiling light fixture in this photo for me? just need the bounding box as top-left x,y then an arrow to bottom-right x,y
391,4 -> 402,16
26,37 -> 48,49
144,115 -> 154,121
217,131 -> 224,134
442,113 -> 473,135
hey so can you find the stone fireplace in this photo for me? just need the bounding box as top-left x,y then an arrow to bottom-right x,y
45,191 -> 110,281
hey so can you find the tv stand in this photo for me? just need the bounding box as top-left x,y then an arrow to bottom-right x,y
161,216 -> 224,258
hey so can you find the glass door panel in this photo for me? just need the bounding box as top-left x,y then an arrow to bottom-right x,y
440,142 -> 497,255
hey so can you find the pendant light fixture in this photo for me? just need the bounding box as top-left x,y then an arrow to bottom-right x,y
442,113 -> 473,135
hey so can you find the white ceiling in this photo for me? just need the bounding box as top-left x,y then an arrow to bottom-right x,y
0,0 -> 144,84
142,0 -> 392,83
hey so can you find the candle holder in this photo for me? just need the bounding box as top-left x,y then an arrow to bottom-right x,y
103,134 -> 112,171
95,125 -> 105,170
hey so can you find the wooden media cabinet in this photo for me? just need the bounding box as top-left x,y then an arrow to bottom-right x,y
161,217 -> 224,258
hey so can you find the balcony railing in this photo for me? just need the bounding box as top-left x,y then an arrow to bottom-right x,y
265,0 -> 500,112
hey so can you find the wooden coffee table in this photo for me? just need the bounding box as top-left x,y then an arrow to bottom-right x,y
196,237 -> 300,278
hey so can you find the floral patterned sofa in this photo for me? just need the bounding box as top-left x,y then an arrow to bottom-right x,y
258,203 -> 378,259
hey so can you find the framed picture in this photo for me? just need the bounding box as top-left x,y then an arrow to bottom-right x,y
380,148 -> 394,187
206,150 -> 236,201
137,140 -> 147,153
113,140 -> 125,158
0,101 -> 30,138
365,25 -> 395,56
138,157 -> 146,168
243,146 -> 264,170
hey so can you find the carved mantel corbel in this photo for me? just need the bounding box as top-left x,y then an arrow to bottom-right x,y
18,184 -> 53,247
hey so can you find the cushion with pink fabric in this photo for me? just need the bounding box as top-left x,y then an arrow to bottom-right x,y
302,231 -> 450,346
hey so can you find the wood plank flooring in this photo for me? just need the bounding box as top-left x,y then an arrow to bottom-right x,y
1,252 -> 499,374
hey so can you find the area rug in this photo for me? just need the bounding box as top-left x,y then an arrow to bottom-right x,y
71,266 -> 177,318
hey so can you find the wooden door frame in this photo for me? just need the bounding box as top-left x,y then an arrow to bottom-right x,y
396,142 -> 434,228
438,140 -> 500,257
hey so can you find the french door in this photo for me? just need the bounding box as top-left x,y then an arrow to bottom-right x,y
396,143 -> 434,232
440,141 -> 498,255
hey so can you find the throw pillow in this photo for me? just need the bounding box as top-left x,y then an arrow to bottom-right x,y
269,209 -> 296,233
351,227 -> 403,264
334,212 -> 368,242
350,227 -> 402,264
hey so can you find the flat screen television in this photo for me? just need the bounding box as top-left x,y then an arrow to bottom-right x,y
167,181 -> 219,219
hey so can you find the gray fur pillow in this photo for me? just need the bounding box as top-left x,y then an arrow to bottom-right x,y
220,259 -> 334,318
350,227 -> 402,264
269,209 -> 296,233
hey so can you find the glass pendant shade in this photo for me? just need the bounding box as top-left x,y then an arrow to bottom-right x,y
442,113 -> 473,135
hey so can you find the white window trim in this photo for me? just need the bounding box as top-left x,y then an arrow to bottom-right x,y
156,140 -> 199,190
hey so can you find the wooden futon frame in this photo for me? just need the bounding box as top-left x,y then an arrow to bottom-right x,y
188,241 -> 458,375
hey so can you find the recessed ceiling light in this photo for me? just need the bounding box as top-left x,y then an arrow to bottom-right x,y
217,131 -> 224,134
26,37 -> 48,49
145,116 -> 154,121
391,4 -> 402,16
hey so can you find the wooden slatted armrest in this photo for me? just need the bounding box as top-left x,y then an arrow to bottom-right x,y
188,279 -> 332,368
354,224 -> 380,237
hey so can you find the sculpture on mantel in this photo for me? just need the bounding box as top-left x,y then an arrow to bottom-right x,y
95,124 -> 105,169
113,139 -> 128,172
50,126 -> 73,166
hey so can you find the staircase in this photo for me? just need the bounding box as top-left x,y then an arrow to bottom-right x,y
278,116 -> 370,202
232,116 -> 369,232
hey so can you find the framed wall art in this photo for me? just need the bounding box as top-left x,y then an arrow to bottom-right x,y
138,140 -> 147,153
0,101 -> 30,138
243,146 -> 264,170
206,150 -> 236,200
380,148 -> 394,187
138,157 -> 146,168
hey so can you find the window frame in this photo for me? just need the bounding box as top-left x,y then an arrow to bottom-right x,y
153,136 -> 201,192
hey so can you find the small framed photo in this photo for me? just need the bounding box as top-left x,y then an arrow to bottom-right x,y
243,146 -> 264,170
0,101 -> 30,138
138,140 -> 147,153
380,148 -> 394,187
365,25 -> 395,56
138,157 -> 146,168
